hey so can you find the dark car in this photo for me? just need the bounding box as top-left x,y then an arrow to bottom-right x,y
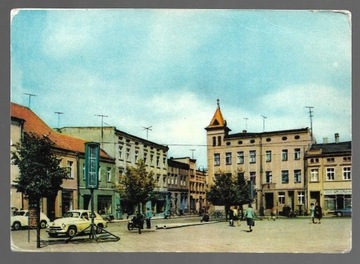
333,207 -> 352,217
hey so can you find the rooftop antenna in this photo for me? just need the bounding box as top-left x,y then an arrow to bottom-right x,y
143,126 -> 152,139
189,149 -> 196,159
244,117 -> 248,131
305,106 -> 314,140
24,93 -> 36,108
54,112 -> 64,128
261,115 -> 267,132
95,114 -> 108,143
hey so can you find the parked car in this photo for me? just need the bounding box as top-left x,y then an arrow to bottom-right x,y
11,209 -> 50,230
333,207 -> 352,217
47,209 -> 107,238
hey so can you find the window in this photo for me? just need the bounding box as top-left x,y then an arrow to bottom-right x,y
83,164 -> 85,180
266,151 -> 272,162
212,136 -> 216,146
294,170 -> 301,183
217,136 -> 221,146
278,192 -> 285,204
144,152 -> 148,164
225,152 -> 232,165
310,169 -> 319,182
282,149 -> 288,161
106,167 -> 111,182
343,167 -> 351,180
156,156 -> 160,167
118,144 -> 123,159
297,191 -> 305,205
237,151 -> 244,164
67,161 -> 74,178
250,172 -> 256,185
294,148 -> 301,160
214,153 -> 220,166
150,153 -> 154,166
249,150 -> 256,163
126,147 -> 131,161
281,170 -> 289,184
343,156 -> 351,162
135,150 -> 139,163
327,157 -> 335,163
265,171 -> 272,183
326,168 -> 335,181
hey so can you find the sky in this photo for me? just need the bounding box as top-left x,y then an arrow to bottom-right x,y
10,9 -> 352,168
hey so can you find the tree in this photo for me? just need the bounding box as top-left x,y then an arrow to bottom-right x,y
117,159 -> 155,234
206,172 -> 250,221
11,132 -> 68,247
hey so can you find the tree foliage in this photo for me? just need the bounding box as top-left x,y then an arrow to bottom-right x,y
206,171 -> 250,219
118,159 -> 155,207
11,133 -> 68,200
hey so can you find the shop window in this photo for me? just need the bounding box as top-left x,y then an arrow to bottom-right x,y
278,192 -> 285,205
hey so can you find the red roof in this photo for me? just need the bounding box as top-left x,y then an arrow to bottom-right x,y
11,102 -> 113,160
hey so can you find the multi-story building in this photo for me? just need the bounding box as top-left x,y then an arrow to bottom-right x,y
205,101 -> 314,215
11,103 -> 116,220
167,158 -> 190,215
305,137 -> 352,215
59,126 -> 169,217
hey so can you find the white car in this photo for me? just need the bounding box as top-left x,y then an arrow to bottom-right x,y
47,209 -> 107,237
11,210 -> 50,230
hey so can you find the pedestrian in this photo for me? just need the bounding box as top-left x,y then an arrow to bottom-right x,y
314,202 -> 322,224
245,203 -> 255,232
228,207 -> 234,226
145,207 -> 153,229
233,206 -> 240,226
309,203 -> 315,224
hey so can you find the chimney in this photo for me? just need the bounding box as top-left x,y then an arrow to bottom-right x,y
335,133 -> 339,143
323,137 -> 328,144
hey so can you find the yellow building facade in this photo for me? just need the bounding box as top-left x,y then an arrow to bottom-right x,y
306,141 -> 352,215
205,101 -> 313,215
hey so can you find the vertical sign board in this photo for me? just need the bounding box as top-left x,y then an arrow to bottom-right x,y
85,142 -> 100,189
